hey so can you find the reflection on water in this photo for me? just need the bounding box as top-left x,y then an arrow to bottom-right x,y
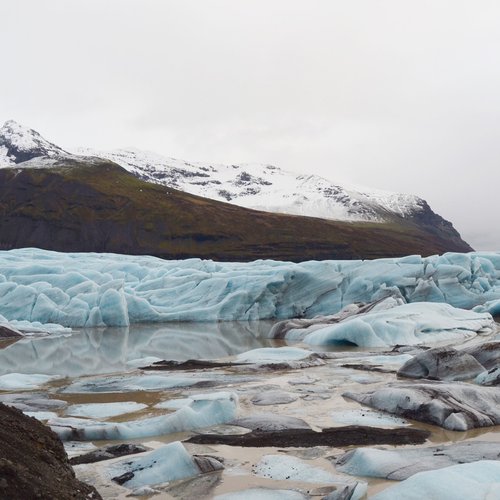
0,321 -> 280,377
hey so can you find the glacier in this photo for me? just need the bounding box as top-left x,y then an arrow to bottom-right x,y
0,248 -> 499,328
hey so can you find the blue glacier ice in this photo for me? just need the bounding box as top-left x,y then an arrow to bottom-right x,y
106,441 -> 222,489
372,461 -> 500,500
299,303 -> 494,347
49,391 -> 238,441
0,248 -> 499,327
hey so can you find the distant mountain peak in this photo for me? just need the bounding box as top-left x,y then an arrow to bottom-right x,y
0,120 -> 69,164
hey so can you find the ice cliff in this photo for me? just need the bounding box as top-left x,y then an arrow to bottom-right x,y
0,248 -> 499,328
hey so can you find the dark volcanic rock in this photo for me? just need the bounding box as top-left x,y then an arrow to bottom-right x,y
0,402 -> 101,500
397,346 -> 485,381
141,359 -> 246,370
344,382 -> 500,431
185,425 -> 429,447
0,324 -> 22,338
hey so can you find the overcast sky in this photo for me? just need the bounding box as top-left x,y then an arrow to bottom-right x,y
1,0 -> 499,250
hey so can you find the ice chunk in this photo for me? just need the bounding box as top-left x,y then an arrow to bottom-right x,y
344,382 -> 500,431
301,303 -> 494,347
253,455 -> 367,499
0,373 -> 59,390
50,392 -> 238,440
61,373 -> 212,393
236,347 -> 313,363
65,402 -> 148,419
336,441 -> 500,481
107,441 -> 223,489
372,461 -> 500,500
254,454 -> 341,483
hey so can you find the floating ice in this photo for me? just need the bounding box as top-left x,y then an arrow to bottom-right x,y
215,489 -> 307,500
475,367 -> 500,386
49,391 -> 238,441
0,248 -> 499,327
61,373 -> 212,394
253,455 -> 367,499
0,373 -> 59,390
336,441 -> 500,481
344,382 -> 500,431
23,411 -> 58,421
372,461 -> 500,500
236,347 -> 313,363
65,402 -> 148,419
107,441 -> 223,489
254,454 -> 341,483
331,409 -> 409,427
301,303 -> 494,347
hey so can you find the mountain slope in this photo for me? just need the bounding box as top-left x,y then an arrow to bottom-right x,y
74,147 -> 425,223
0,120 -> 472,258
0,158 -> 472,261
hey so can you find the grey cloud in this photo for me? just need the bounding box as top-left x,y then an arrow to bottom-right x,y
1,0 -> 499,249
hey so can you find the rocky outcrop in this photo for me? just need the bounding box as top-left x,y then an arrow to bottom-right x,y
185,425 -> 429,447
0,402 -> 101,499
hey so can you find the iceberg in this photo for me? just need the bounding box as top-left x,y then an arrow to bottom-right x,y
0,248 -> 498,327
0,373 -> 59,390
344,382 -> 500,431
107,441 -> 223,489
336,441 -> 500,481
50,391 -> 238,441
299,303 -> 494,347
372,461 -> 500,500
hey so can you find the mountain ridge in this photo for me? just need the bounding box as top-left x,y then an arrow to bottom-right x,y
0,120 -> 473,260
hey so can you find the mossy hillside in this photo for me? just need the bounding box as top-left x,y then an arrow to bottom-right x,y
0,159 -> 472,261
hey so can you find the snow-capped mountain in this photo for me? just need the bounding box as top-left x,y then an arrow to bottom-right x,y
0,120 -> 441,224
0,120 -> 473,258
72,147 -> 426,223
0,120 -> 69,164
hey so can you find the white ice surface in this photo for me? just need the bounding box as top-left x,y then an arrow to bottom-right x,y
372,460 -> 500,500
236,347 -> 313,363
254,454 -> 340,483
0,249 -> 499,327
65,402 -> 147,418
23,410 -> 58,421
215,489 -> 307,500
0,373 -> 59,390
331,409 -> 409,427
